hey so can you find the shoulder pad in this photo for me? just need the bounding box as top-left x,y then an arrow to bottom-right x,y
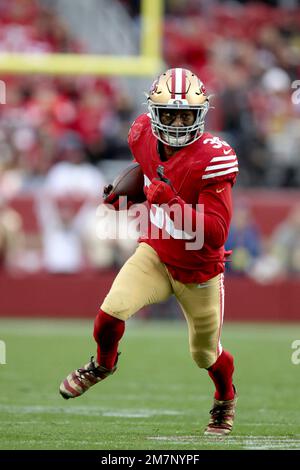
128,114 -> 150,148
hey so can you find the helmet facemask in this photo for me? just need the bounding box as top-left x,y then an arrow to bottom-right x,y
148,102 -> 209,147
146,68 -> 210,147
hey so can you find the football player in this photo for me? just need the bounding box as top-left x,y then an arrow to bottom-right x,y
59,68 -> 238,436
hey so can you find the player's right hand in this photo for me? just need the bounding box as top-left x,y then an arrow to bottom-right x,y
102,184 -> 132,210
144,179 -> 176,205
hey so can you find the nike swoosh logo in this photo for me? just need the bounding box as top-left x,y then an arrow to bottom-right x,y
223,149 -> 232,154
216,188 -> 225,193
196,282 -> 210,288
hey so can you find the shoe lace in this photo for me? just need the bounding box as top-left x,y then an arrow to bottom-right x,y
77,353 -> 121,379
209,404 -> 231,425
77,356 -> 103,378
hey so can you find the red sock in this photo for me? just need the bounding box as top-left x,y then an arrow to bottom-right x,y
93,309 -> 125,369
207,350 -> 235,401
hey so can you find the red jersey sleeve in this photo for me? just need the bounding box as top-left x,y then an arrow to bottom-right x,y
170,180 -> 232,249
197,180 -> 233,248
169,135 -> 237,248
195,136 -> 237,246
200,136 -> 238,188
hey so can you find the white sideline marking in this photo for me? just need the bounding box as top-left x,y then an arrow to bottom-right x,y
243,422 -> 296,427
243,436 -> 300,450
149,436 -> 199,446
0,404 -> 182,418
0,420 -> 44,425
103,410 -> 182,418
148,435 -> 300,450
0,439 -> 108,447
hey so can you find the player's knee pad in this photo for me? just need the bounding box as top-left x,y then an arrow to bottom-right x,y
191,349 -> 217,369
101,288 -> 137,321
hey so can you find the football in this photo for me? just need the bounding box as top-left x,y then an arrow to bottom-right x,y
111,162 -> 145,203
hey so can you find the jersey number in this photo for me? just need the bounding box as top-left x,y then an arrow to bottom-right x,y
203,136 -> 230,149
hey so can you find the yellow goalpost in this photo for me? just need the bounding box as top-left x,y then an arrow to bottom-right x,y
0,0 -> 163,76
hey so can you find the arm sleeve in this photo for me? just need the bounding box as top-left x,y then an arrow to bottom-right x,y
170,181 -> 233,248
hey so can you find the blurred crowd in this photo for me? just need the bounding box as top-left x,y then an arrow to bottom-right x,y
225,201 -> 300,281
162,1 -> 300,187
0,0 -> 300,279
0,0 -> 81,53
0,0 -> 137,275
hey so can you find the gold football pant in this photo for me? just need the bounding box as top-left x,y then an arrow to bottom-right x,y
101,243 -> 224,369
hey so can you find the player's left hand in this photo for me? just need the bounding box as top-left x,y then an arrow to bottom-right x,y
144,179 -> 175,205
103,184 -> 116,203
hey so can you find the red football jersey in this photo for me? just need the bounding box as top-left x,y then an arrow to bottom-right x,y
128,113 -> 239,283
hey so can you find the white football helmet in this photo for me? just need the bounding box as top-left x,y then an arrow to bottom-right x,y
147,68 -> 209,147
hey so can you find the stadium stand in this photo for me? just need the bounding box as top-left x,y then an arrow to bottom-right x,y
0,0 -> 299,320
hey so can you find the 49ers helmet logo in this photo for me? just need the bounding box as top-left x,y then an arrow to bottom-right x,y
150,78 -> 159,95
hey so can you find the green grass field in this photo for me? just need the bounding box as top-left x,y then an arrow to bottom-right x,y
0,319 -> 299,450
